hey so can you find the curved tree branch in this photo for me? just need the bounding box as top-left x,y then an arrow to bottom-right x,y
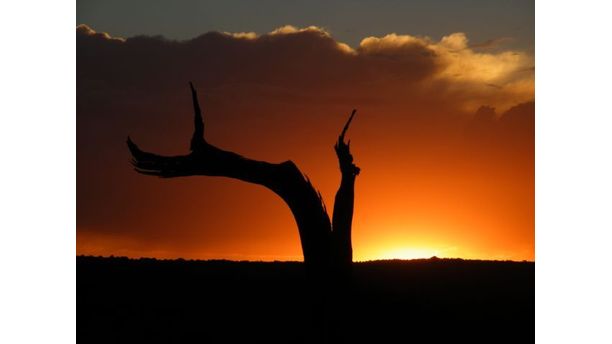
127,83 -> 361,280
127,83 -> 333,271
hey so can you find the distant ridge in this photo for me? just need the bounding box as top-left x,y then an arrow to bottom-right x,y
77,255 -> 534,264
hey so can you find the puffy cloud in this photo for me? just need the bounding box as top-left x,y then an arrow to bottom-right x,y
270,25 -> 330,36
432,33 -> 532,85
358,32 -> 532,85
357,32 -> 533,111
222,31 -> 258,40
77,24 -> 125,42
359,33 -> 429,54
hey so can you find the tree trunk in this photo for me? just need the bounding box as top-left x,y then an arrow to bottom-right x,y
127,83 -> 359,278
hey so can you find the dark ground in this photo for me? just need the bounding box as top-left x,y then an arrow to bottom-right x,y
77,256 -> 534,343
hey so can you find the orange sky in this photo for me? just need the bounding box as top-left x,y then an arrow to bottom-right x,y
77,25 -> 534,261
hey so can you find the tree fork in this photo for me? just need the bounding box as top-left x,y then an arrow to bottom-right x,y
127,83 -> 359,276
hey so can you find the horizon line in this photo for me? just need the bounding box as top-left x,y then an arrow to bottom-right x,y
77,254 -> 535,264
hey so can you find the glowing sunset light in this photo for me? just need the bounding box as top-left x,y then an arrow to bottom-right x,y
77,23 -> 533,263
372,247 -> 442,261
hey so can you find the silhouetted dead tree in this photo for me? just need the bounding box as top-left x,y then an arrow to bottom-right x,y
127,83 -> 359,278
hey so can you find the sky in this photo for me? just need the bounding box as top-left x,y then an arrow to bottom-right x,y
77,0 -> 534,52
76,0 -> 534,261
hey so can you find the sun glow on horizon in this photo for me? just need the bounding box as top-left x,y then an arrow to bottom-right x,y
359,247 -> 443,261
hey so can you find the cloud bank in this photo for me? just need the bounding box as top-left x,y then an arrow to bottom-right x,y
77,24 -> 533,112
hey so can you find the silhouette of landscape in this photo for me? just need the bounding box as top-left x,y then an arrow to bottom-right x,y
107,84 -> 535,343
77,6 -> 536,342
78,255 -> 533,343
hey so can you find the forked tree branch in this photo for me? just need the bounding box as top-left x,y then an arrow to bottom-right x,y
127,83 -> 359,272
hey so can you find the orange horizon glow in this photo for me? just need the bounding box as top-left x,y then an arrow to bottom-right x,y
77,224 -> 534,262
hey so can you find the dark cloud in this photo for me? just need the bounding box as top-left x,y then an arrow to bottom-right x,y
465,101 -> 534,157
77,24 -> 441,107
77,25 -> 533,108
